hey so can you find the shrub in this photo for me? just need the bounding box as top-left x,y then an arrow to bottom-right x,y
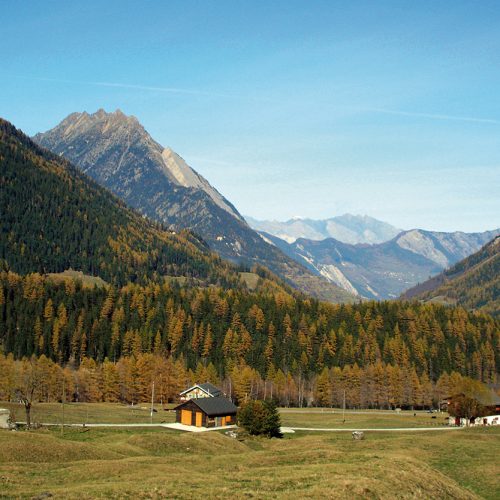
238,399 -> 282,438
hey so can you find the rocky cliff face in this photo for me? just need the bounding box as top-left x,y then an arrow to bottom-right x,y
263,228 -> 499,299
34,109 -> 242,221
34,109 -> 354,303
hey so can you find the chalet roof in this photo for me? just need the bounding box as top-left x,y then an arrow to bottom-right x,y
176,396 -> 237,417
446,391 -> 500,406
199,383 -> 222,397
179,382 -> 222,397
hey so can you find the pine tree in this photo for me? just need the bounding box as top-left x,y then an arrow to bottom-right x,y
314,367 -> 332,407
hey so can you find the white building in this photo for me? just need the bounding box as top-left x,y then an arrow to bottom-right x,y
0,409 -> 10,429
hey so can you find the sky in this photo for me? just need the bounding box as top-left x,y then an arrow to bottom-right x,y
1,0 -> 499,232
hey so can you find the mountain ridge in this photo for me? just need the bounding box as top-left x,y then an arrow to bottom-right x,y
262,228 -> 499,299
246,214 -> 401,244
402,235 -> 500,316
0,117 -> 239,287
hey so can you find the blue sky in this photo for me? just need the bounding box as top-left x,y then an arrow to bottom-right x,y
1,0 -> 499,232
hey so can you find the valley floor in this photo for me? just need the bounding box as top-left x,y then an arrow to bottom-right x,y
0,405 -> 498,499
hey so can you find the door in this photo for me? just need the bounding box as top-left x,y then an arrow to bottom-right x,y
195,412 -> 203,427
181,409 -> 192,425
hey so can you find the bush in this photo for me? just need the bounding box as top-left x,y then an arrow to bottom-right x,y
238,399 -> 282,438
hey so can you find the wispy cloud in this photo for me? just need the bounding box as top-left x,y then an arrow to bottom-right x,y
361,107 -> 500,125
32,76 -> 232,98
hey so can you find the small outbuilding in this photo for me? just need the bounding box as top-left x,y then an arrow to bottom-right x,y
0,409 -> 10,429
174,396 -> 237,428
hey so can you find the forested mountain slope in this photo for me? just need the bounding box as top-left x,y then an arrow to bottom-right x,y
0,118 -> 238,287
402,236 -> 500,316
33,110 -> 353,303
0,271 -> 498,384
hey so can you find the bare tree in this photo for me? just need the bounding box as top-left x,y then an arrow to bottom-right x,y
15,357 -> 42,429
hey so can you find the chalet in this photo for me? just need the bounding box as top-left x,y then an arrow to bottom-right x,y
445,390 -> 500,426
174,396 -> 237,428
179,382 -> 223,400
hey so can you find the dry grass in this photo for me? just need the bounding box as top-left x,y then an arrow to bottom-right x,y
46,270 -> 108,289
239,272 -> 260,290
0,425 -> 498,499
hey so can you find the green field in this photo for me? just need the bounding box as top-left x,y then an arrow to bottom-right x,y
2,402 -> 447,429
279,408 -> 450,429
1,402 -> 176,426
0,404 -> 498,499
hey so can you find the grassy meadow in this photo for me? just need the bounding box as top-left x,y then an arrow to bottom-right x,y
279,408 -> 450,429
1,402 -> 177,426
0,404 -> 498,499
2,402 -> 447,429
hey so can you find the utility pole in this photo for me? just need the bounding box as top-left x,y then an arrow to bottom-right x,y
342,389 -> 346,424
61,377 -> 65,436
150,381 -> 155,424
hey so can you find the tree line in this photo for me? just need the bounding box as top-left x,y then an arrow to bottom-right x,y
0,352 -> 487,412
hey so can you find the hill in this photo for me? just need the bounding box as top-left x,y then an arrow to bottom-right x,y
1,426 -> 497,499
263,229 -> 498,299
402,236 -> 500,316
33,109 -> 353,303
0,118 -> 239,287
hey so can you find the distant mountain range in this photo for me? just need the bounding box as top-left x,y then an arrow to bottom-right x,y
246,214 -> 401,244
33,109 -> 353,303
402,236 -> 499,316
263,229 -> 499,299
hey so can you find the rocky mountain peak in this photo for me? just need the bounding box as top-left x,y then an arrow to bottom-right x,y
34,110 -> 242,219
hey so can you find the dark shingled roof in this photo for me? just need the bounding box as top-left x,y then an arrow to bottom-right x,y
176,397 -> 237,417
198,383 -> 222,397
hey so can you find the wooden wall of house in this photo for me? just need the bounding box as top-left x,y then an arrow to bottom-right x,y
176,400 -> 207,427
175,400 -> 236,428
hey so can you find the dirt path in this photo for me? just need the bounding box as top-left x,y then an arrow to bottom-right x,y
283,426 -> 462,432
